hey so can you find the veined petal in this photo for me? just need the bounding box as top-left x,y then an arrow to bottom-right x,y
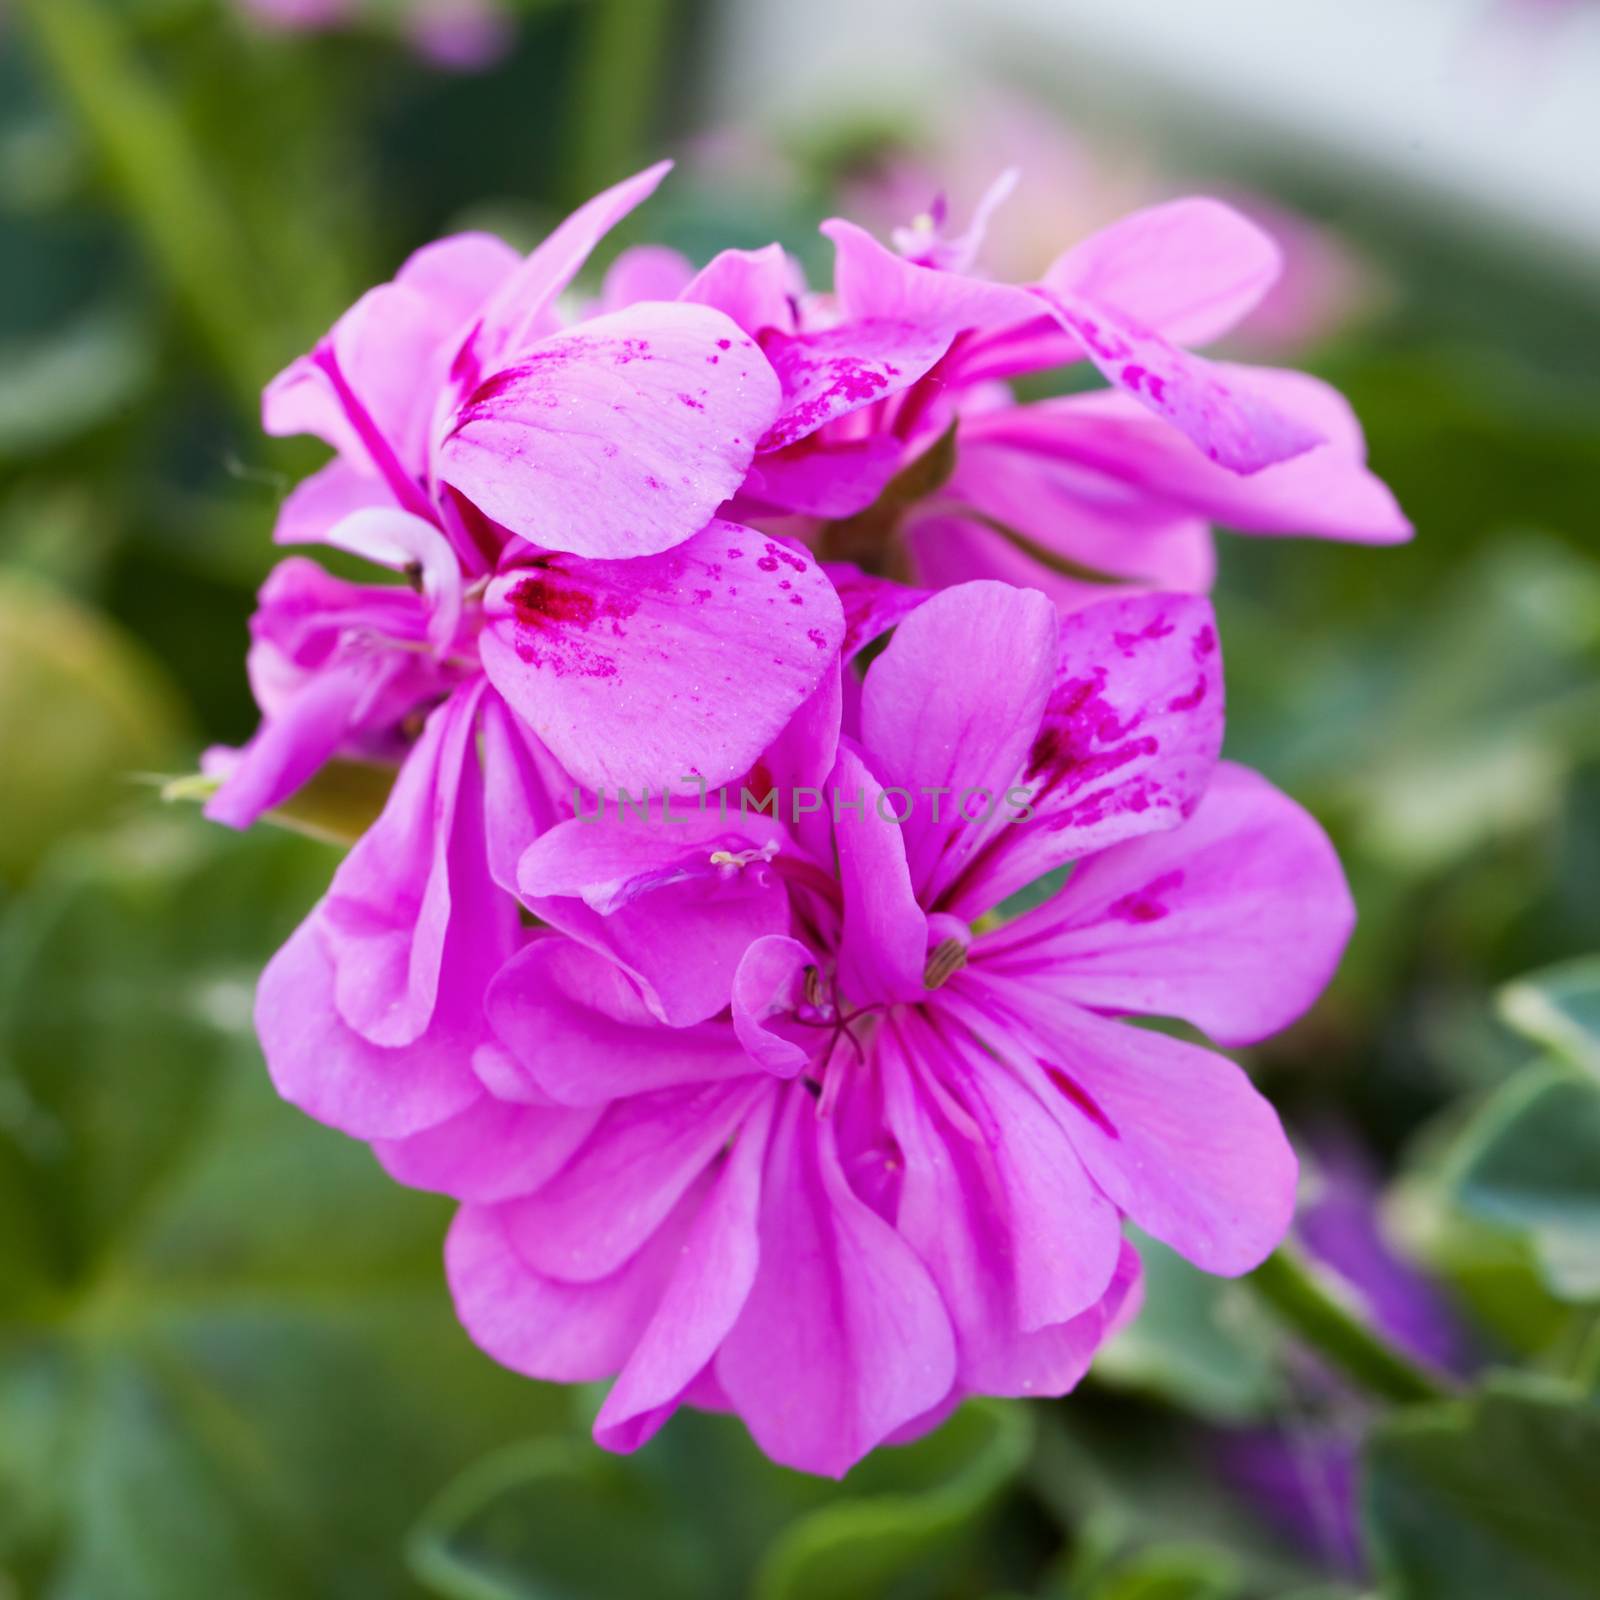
255,910 -> 482,1140
715,1085 -> 957,1478
822,217 -> 1040,336
679,243 -> 799,337
372,1092 -> 601,1204
977,762 -> 1354,1048
859,581 -> 1058,909
954,593 -> 1224,919
479,520 -> 843,793
498,1078 -> 766,1284
832,744 -> 928,1006
440,302 -> 778,558
323,684 -> 515,1047
594,1091 -> 775,1454
828,564 -> 931,661
736,436 -> 905,520
446,1179 -> 703,1384
272,458 -> 394,547
756,320 -> 953,453
1044,198 -> 1283,348
940,429 -> 1221,588
902,511 -> 1213,617
202,661 -> 377,830
486,937 -> 754,1104
478,690 -> 571,896
881,1023 -> 1133,1395
957,975 -> 1298,1275
517,805 -> 792,1026
1031,284 -> 1324,476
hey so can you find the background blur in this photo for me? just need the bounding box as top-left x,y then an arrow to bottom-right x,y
3,2 -> 1599,1596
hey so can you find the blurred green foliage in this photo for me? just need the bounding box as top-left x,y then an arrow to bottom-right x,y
3,0 -> 1600,1596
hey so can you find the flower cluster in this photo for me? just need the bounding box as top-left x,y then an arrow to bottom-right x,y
213,161 -> 1397,1476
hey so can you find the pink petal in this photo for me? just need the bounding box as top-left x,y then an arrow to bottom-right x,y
479,520 -> 844,793
859,581 -> 1059,908
828,564 -> 931,661
318,506 -> 463,649
831,745 -> 928,1005
715,1086 -> 957,1477
735,436 -> 905,519
978,762 -> 1354,1048
822,217 -> 1040,336
680,243 -> 800,337
955,593 -> 1225,919
272,458 -> 393,546
255,911 -> 482,1140
941,429 -> 1221,588
963,975 -> 1298,1275
599,244 -> 696,312
518,806 -> 791,1026
394,230 -> 522,337
966,378 -> 1410,545
594,1091 -> 775,1453
498,1079 -> 765,1283
372,1091 -> 601,1203
756,320 -> 952,453
518,805 -> 789,915
882,1027 -> 1132,1395
440,303 -> 779,559
1031,284 -> 1324,476
1044,198 -> 1282,348
902,511 -> 1207,618
486,938 -> 753,1104
323,685 -> 515,1046
731,934 -> 816,1078
446,1181 -> 702,1383
478,690 -> 571,895
202,660 -> 376,830
264,282 -> 448,507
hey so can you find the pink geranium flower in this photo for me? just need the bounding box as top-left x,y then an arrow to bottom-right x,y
220,165 -> 843,1132
356,582 -> 1355,1476
596,179 -> 1409,608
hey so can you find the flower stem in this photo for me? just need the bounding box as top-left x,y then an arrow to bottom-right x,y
567,0 -> 672,203
15,0 -> 279,410
1247,1243 -> 1453,1406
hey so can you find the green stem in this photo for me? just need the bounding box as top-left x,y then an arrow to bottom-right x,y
1248,1243 -> 1452,1406
567,0 -> 673,202
16,0 -> 278,410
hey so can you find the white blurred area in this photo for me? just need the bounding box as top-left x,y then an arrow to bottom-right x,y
710,0 -> 1600,270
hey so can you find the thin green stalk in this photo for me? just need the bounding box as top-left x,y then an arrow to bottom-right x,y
1248,1243 -> 1452,1406
567,0 -> 673,202
16,0 -> 278,409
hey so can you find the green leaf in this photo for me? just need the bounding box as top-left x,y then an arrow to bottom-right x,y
0,571 -> 188,882
1363,1376 -> 1600,1600
1497,958 -> 1600,1079
1066,1542 -> 1241,1600
0,821 -> 566,1597
0,301 -> 154,460
1443,1065 -> 1600,1302
411,1402 -> 1033,1600
752,1401 -> 1033,1600
1092,1234 -> 1283,1421
409,1436 -> 715,1600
